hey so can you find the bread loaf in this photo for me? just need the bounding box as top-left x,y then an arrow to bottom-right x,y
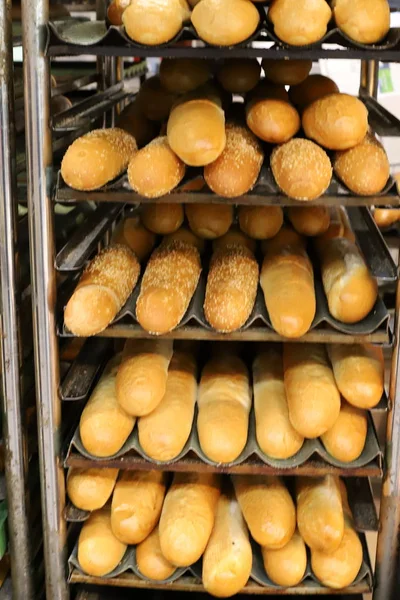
67,468 -> 119,511
327,343 -> 384,409
316,237 -> 378,323
198,355 -> 251,463
61,128 -> 137,191
374,208 -> 400,229
136,76 -> 179,122
79,364 -> 136,457
217,59 -> 261,93
268,0 -> 332,46
138,351 -> 197,461
260,228 -> 316,338
321,399 -> 367,462
159,473 -> 221,566
271,138 -> 332,201
191,0 -> 260,46
186,203 -> 233,239
127,137 -> 186,198
233,475 -> 296,549
253,348 -> 304,459
111,215 -> 156,262
64,245 -> 140,337
212,227 -> 256,254
163,226 -> 205,254
289,74 -> 340,112
107,0 -> 130,25
116,99 -> 158,148
302,93 -> 369,150
262,59 -> 312,85
167,98 -> 226,166
122,0 -> 189,45
202,488 -> 252,598
111,471 -> 167,544
333,0 -> 390,44
262,529 -> 307,587
204,123 -> 263,198
296,475 -> 344,553
136,525 -> 176,581
136,240 -> 201,335
283,344 -> 341,438
246,97 -> 300,144
333,133 -> 390,195
204,244 -> 259,332
116,339 -> 173,416
314,207 -> 347,247
261,224 -> 306,256
141,203 -> 184,234
287,206 -> 331,237
78,509 -> 127,576
311,481 -> 363,589
238,206 -> 283,240
160,59 -> 211,94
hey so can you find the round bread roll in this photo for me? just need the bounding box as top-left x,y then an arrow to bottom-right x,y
262,530 -> 307,587
111,215 -> 156,263
191,0 -> 260,46
67,468 -> 119,512
268,0 -> 332,46
271,138 -> 332,201
262,59 -> 312,85
374,208 -> 400,229
238,206 -> 283,240
127,137 -> 186,198
136,526 -> 176,581
107,0 -> 130,25
212,227 -> 256,254
116,100 -> 159,148
287,206 -> 331,237
321,399 -> 367,463
185,203 -> 233,239
78,509 -> 127,577
136,76 -> 178,122
204,124 -> 263,198
246,97 -> 300,144
289,74 -> 340,112
302,93 -> 369,150
141,203 -> 184,234
167,99 -> 226,166
160,59 -> 211,94
333,134 -> 390,195
122,0 -> 189,45
333,0 -> 390,44
217,59 -> 261,93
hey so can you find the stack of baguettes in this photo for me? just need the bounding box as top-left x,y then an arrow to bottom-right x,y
77,341 -> 383,464
71,469 -> 363,593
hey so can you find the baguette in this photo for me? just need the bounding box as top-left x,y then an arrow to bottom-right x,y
136,525 -> 176,581
64,245 -> 140,337
191,0 -> 260,46
79,365 -> 136,457
287,206 -> 331,237
185,203 -> 233,239
159,473 -> 221,566
296,475 -> 344,553
141,203 -> 184,235
67,468 -> 119,511
138,351 -> 197,461
238,206 -> 283,240
262,529 -> 307,587
111,215 -> 156,262
316,237 -> 378,323
283,344 -> 341,438
260,228 -> 316,338
61,128 -> 137,191
233,475 -> 296,549
328,343 -> 384,409
202,488 -> 252,598
204,244 -> 259,332
122,0 -> 190,46
321,399 -> 367,463
197,355 -> 251,463
253,348 -> 304,459
111,471 -> 168,545
78,509 -> 127,576
136,240 -> 201,335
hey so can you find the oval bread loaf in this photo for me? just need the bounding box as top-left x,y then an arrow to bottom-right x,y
262,59 -> 312,86
321,399 -> 368,463
262,529 -> 307,587
268,0 -> 332,46
67,468 -> 119,511
287,206 -> 331,237
333,0 -> 390,44
186,203 -> 233,239
374,208 -> 400,229
141,203 -> 184,234
78,509 -> 127,576
111,215 -> 156,262
136,526 -> 176,581
238,206 -> 283,240
246,97 -> 300,144
122,0 -> 189,46
191,0 -> 260,46
217,59 -> 261,93
289,74 -> 339,112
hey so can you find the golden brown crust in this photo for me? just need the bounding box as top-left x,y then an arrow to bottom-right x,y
122,0 -> 188,45
289,74 -> 340,112
67,468 -> 119,512
185,203 -> 233,239
268,0 -> 332,46
136,526 -> 176,581
212,227 -> 256,254
333,0 -> 390,44
262,59 -> 312,85
246,97 -> 301,144
374,208 -> 400,229
116,100 -> 159,148
287,206 -> 331,237
321,399 -> 367,462
111,215 -> 156,262
262,530 -> 307,587
141,202 -> 184,234
191,0 -> 260,46
238,206 -> 284,240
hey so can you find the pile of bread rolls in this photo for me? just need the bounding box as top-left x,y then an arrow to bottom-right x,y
71,470 -> 364,592
77,341 -> 383,463
61,57 -> 391,201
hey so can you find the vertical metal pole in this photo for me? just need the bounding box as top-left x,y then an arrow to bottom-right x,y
0,0 -> 34,597
360,59 -> 379,98
21,0 -> 68,597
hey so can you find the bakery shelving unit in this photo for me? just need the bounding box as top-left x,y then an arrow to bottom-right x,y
20,1 -> 400,600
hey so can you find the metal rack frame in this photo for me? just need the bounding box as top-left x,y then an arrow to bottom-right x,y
20,2 -> 400,600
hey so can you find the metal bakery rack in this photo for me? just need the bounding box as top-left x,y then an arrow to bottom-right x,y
16,0 -> 400,599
